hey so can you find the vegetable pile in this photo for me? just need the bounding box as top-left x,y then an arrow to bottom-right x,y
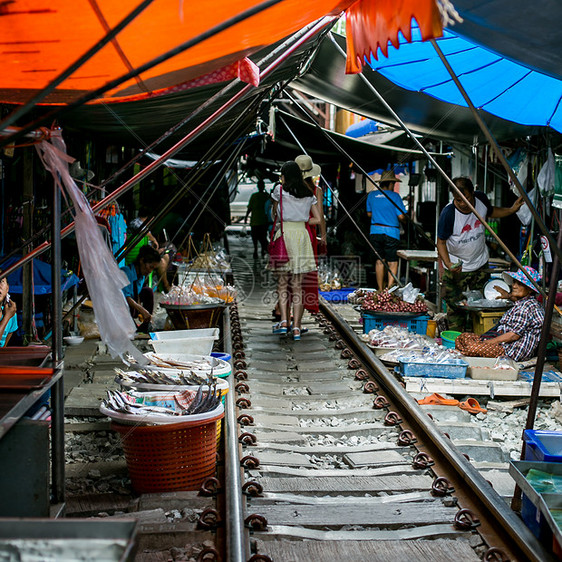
361,289 -> 428,314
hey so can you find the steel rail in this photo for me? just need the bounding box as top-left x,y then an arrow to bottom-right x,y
223,307 -> 249,561
318,298 -> 553,562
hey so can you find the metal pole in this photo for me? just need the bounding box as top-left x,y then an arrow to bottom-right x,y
50,179 -> 65,506
223,310 -> 248,561
430,38 -> 562,268
512,220 -> 562,511
328,34 -> 548,298
0,16 -> 336,281
525,223 -> 562,432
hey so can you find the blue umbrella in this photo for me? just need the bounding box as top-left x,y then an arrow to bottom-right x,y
366,24 -> 562,133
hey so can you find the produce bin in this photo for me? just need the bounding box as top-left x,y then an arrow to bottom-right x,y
509,460 -> 562,554
148,333 -> 218,356
319,287 -> 355,303
466,357 -> 519,380
398,357 -> 468,379
361,312 -> 429,335
112,408 -> 223,493
161,303 -> 226,330
149,328 -> 219,341
472,310 -> 504,335
524,430 -> 562,463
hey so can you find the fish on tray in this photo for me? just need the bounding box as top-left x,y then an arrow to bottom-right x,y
114,368 -> 209,386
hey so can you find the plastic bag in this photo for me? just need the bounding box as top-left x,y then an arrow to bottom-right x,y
538,148 -> 555,197
36,131 -> 146,365
398,282 -> 421,304
516,187 -> 537,226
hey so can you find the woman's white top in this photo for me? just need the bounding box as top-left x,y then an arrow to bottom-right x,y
271,184 -> 316,222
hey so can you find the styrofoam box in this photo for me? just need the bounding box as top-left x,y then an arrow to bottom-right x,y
465,357 -> 519,380
149,336 -> 217,356
149,328 -> 219,341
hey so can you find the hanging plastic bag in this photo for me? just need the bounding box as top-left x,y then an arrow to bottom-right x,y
516,187 -> 537,226
538,149 -> 555,197
36,129 -> 147,365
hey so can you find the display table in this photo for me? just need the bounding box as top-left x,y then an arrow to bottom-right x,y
397,250 -> 511,282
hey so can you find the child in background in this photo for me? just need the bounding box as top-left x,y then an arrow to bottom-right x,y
0,276 -> 18,347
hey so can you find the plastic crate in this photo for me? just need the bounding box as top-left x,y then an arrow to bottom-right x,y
398,357 -> 468,379
472,310 -> 504,335
510,460 -> 562,549
112,410 -> 223,493
319,287 -> 355,303
362,312 -> 429,335
524,430 -> 562,463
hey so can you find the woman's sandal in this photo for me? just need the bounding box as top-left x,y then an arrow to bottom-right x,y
458,397 -> 487,414
272,320 -> 288,335
417,393 -> 459,407
292,327 -> 301,341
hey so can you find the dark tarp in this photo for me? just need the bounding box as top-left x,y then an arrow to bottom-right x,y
451,0 -> 562,80
3,256 -> 79,295
260,110 -> 442,170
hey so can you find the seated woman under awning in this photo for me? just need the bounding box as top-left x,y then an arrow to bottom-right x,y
455,266 -> 544,362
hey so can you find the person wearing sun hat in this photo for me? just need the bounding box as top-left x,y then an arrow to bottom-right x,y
455,266 -> 545,361
366,169 -> 407,290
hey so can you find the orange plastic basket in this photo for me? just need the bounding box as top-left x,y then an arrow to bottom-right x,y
112,411 -> 223,493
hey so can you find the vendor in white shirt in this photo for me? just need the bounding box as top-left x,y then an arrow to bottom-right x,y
436,176 -> 523,331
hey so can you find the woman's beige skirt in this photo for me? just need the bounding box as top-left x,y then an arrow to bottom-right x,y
270,221 -> 316,274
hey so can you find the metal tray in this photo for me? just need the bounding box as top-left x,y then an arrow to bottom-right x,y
0,519 -> 137,562
161,302 -> 227,311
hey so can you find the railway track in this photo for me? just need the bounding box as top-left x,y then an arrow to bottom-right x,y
221,273 -> 553,561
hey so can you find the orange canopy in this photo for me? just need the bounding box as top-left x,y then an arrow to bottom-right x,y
0,0 -> 352,103
0,0 -> 443,104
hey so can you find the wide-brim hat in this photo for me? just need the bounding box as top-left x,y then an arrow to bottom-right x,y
502,266 -> 541,293
295,154 -> 321,179
380,169 -> 401,183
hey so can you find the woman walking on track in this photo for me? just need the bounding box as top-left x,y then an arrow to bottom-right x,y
270,161 -> 322,340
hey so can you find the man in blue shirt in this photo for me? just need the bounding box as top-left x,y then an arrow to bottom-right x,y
120,245 -> 162,332
366,170 -> 406,290
0,276 -> 17,347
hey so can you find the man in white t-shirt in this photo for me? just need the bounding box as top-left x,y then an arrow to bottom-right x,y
437,177 -> 522,330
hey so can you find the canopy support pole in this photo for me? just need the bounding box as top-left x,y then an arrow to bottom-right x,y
430,38 -> 562,270
329,34 -> 548,298
50,172 -> 65,507
0,16 -> 336,280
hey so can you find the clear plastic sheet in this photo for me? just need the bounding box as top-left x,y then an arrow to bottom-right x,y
36,130 -> 146,365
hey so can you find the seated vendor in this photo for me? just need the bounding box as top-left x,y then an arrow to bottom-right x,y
120,246 -> 162,332
0,276 -> 17,346
455,266 -> 544,362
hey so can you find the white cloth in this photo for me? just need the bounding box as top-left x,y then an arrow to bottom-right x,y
271,184 -> 316,222
445,197 -> 489,272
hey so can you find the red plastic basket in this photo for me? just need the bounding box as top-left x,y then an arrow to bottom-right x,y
112,411 -> 223,493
